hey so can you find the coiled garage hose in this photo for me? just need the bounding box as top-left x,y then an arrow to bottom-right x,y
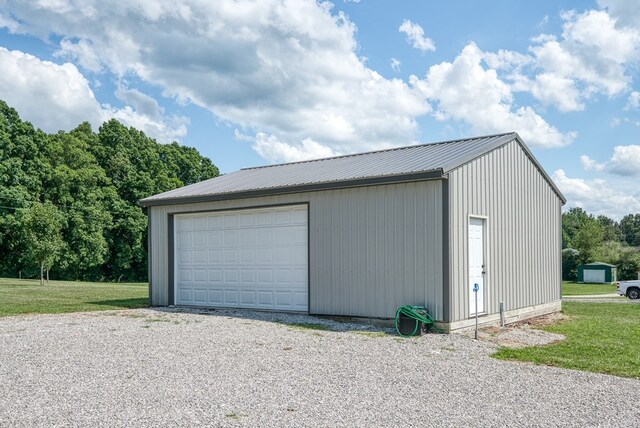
395,305 -> 434,337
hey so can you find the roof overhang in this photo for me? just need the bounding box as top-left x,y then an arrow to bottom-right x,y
140,169 -> 445,207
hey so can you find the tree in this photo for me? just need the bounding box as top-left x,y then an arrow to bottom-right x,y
562,207 -> 592,248
617,246 -> 640,280
21,203 -> 64,285
0,100 -> 219,282
621,214 -> 640,247
596,215 -> 622,243
562,248 -> 580,281
573,221 -> 604,265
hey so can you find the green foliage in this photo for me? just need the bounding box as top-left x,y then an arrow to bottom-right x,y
621,214 -> 640,247
20,202 -> 64,284
562,207 -> 592,248
562,248 -> 580,281
573,221 -> 604,264
0,100 -> 219,281
596,215 -> 623,242
562,208 -> 640,281
617,248 -> 640,281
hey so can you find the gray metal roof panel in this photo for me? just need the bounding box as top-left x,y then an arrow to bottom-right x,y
141,132 -> 565,206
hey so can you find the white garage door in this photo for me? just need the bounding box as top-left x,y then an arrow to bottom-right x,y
583,269 -> 606,283
174,205 -> 308,311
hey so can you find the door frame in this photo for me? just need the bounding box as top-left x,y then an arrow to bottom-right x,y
168,202 -> 310,312
467,214 -> 488,317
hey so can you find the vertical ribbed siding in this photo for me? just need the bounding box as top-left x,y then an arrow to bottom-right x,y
448,140 -> 562,322
149,181 -> 443,319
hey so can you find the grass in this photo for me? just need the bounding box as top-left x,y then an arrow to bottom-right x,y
562,280 -> 618,296
494,302 -> 640,378
0,277 -> 148,317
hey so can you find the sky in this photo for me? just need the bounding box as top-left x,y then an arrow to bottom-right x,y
0,0 -> 638,219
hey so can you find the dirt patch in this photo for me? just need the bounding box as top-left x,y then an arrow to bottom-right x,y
466,312 -> 568,348
512,311 -> 569,328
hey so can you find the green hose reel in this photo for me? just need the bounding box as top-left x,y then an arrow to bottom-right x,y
395,305 -> 434,337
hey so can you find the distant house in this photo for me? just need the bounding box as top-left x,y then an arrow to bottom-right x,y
577,262 -> 617,284
141,132 -> 565,331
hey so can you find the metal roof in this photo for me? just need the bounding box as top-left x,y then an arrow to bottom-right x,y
583,262 -> 617,268
141,132 -> 566,206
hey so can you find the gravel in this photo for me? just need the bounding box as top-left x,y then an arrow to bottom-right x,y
1,308 -> 638,427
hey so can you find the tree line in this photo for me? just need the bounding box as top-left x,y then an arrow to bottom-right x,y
0,100 -> 219,284
562,207 -> 640,281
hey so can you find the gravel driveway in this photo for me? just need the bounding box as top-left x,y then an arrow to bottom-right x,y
1,308 -> 638,427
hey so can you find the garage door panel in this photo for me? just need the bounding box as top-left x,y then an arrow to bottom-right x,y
192,217 -> 206,230
240,249 -> 255,263
193,289 -> 207,303
208,250 -> 222,263
193,251 -> 207,264
175,205 -> 308,312
224,290 -> 239,304
179,288 -> 192,302
208,289 -> 222,304
207,216 -> 221,229
193,269 -> 207,282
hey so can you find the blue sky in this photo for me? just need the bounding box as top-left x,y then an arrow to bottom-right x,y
0,0 -> 638,218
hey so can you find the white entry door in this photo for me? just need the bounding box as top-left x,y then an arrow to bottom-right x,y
469,217 -> 485,315
174,205 -> 308,312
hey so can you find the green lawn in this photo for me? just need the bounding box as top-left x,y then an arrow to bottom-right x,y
562,281 -> 618,296
494,302 -> 640,378
0,278 -> 149,317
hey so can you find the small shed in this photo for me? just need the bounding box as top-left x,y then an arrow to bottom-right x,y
141,132 -> 565,331
577,262 -> 617,284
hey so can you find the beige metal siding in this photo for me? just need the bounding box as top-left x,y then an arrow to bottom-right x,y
448,140 -> 562,322
149,181 -> 443,319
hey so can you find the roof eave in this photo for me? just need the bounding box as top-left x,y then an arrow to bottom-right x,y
139,169 -> 445,207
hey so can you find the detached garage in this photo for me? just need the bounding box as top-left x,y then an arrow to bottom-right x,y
577,262 -> 617,284
141,132 -> 565,331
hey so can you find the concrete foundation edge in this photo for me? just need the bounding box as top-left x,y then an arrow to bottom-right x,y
435,300 -> 562,333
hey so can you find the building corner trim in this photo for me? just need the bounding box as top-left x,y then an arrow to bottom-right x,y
441,178 -> 450,322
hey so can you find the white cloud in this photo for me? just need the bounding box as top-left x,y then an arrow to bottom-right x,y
0,13 -> 19,32
609,145 -> 640,176
0,47 -> 188,143
399,19 -> 436,52
2,0 -> 431,163
111,87 -> 189,143
553,169 -> 640,220
252,133 -> 338,163
597,0 -> 640,29
411,43 -> 575,148
390,58 -> 401,72
529,10 -> 639,106
0,47 -> 103,132
580,145 -> 640,176
485,8 -> 640,113
626,91 -> 640,110
580,155 -> 605,171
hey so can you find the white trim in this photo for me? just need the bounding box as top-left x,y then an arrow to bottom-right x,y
173,205 -> 309,312
467,215 -> 487,317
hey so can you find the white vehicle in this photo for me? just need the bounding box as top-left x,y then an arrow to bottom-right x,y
617,280 -> 640,300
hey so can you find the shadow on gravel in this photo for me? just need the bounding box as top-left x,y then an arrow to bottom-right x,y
88,297 -> 150,309
145,306 -> 396,335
